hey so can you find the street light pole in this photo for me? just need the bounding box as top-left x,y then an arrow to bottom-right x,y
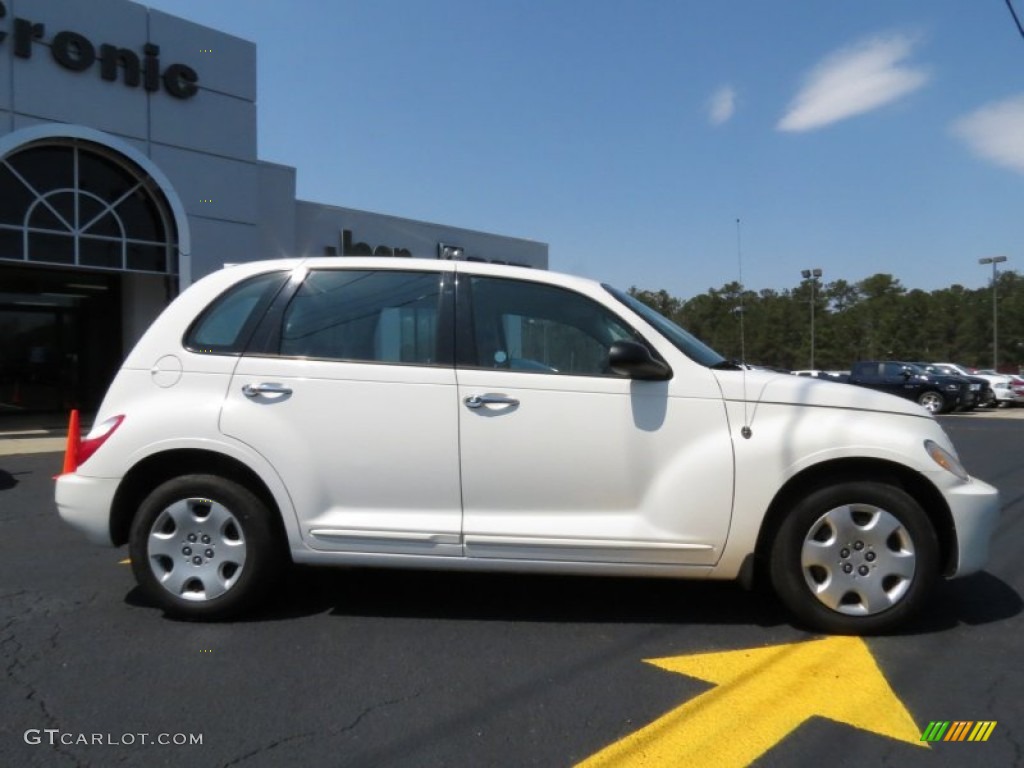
801,268 -> 823,369
978,256 -> 1008,371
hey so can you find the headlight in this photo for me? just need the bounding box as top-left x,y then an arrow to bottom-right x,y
925,439 -> 970,482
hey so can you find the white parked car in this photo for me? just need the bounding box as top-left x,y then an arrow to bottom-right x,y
927,363 -> 1016,407
1007,375 -> 1024,402
974,370 -> 1024,406
55,259 -> 1000,634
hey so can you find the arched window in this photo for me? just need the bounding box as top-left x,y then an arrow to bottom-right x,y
0,140 -> 177,274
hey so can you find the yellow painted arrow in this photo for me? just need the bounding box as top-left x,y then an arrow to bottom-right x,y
578,636 -> 926,767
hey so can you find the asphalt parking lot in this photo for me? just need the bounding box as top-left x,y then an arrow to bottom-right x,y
1,413 -> 1022,767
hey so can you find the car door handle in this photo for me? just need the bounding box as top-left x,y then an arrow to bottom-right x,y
464,393 -> 520,409
242,382 -> 293,398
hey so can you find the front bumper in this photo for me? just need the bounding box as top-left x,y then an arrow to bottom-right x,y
55,473 -> 120,546
943,475 -> 1001,577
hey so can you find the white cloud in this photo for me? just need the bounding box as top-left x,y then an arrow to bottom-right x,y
952,95 -> 1024,174
709,86 -> 736,126
778,33 -> 929,132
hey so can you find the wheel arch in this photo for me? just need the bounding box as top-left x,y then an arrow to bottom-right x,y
110,449 -> 288,552
752,457 -> 957,586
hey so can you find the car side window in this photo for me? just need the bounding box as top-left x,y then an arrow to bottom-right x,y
184,271 -> 288,355
882,363 -> 906,378
465,276 -> 640,375
279,270 -> 444,365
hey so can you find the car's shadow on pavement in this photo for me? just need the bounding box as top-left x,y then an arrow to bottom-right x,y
901,571 -> 1023,633
299,568 -> 790,627
125,565 -> 1023,634
125,561 -> 1015,634
128,567 -> 793,628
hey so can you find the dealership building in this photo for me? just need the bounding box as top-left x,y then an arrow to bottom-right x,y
0,0 -> 548,414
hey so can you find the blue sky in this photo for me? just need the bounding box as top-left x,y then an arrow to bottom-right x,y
142,1 -> 1024,299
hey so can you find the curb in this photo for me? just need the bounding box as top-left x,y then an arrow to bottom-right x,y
0,434 -> 71,457
0,417 -> 93,457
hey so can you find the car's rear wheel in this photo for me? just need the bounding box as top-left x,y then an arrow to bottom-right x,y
129,474 -> 281,620
917,390 -> 946,414
770,481 -> 939,634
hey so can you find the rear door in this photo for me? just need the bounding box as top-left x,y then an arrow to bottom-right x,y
220,266 -> 463,556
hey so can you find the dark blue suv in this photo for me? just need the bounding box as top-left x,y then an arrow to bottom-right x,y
847,361 -> 973,414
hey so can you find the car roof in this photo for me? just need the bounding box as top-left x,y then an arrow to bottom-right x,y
211,257 -> 614,297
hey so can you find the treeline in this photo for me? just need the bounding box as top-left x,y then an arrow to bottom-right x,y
629,271 -> 1024,373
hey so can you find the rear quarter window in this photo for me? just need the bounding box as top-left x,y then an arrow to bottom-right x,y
184,271 -> 288,355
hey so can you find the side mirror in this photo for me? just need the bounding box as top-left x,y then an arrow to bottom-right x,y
608,340 -> 672,380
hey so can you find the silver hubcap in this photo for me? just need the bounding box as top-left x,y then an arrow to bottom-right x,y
919,393 -> 942,412
800,504 -> 916,616
146,497 -> 246,601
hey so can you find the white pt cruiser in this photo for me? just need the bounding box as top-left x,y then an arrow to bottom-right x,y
56,258 -> 1000,634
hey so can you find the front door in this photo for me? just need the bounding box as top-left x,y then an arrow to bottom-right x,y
455,273 -> 734,567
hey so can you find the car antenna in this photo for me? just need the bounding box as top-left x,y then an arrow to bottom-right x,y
736,217 -> 752,439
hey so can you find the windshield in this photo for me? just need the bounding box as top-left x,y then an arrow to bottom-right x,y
604,284 -> 727,367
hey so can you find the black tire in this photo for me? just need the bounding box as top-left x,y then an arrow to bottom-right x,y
769,481 -> 939,635
129,474 -> 282,620
917,390 -> 946,414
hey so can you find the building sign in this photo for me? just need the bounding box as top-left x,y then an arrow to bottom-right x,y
331,228 -> 531,267
0,1 -> 199,99
340,229 -> 412,258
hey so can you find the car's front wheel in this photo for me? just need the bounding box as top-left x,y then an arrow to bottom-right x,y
770,481 -> 939,634
129,474 -> 281,620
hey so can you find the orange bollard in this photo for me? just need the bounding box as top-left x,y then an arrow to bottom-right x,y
60,409 -> 81,476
